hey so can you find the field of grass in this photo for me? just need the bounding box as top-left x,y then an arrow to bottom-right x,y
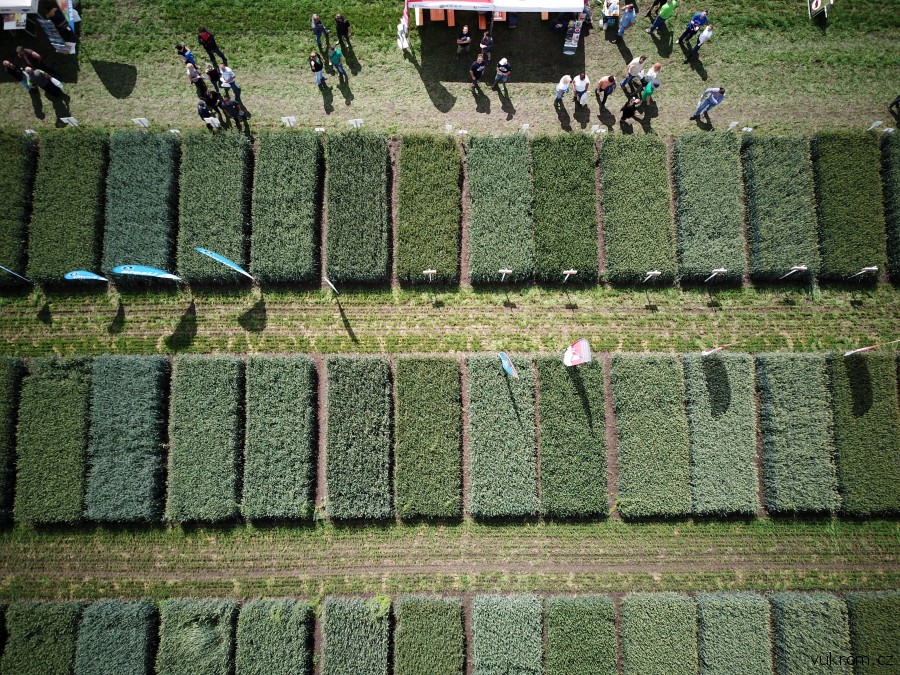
0,1 -> 897,136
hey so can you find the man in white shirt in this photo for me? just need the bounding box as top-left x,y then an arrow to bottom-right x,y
690,87 -> 725,120
572,72 -> 590,106
684,24 -> 713,63
219,64 -> 241,102
621,54 -> 646,92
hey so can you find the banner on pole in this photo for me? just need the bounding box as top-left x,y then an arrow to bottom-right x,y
194,247 -> 254,280
499,352 -> 519,379
0,264 -> 32,284
57,0 -> 75,33
563,338 -> 592,367
843,339 -> 900,357
112,265 -> 181,281
702,342 -> 738,356
64,270 -> 108,281
35,16 -> 69,54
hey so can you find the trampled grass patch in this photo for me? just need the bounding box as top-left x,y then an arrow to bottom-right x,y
536,358 -> 607,518
532,134 -> 597,282
322,597 -> 390,675
611,354 -> 692,519
244,355 -> 316,520
846,592 -> 900,675
828,352 -> 900,515
86,355 -> 168,523
600,135 -> 676,285
0,601 -> 85,675
166,355 -> 243,522
771,593 -> 851,675
14,357 -> 90,525
743,135 -> 820,279
466,135 -> 534,284
472,594 -> 542,675
756,353 -> 841,513
103,131 -> 178,275
813,131 -> 886,278
884,133 -> 900,281
683,353 -> 759,516
176,132 -> 250,283
397,135 -> 461,285
546,596 -> 616,675
156,598 -> 237,675
696,593 -> 772,675
0,132 -> 34,286
466,356 -> 538,518
325,357 -> 393,520
27,130 -> 106,282
674,132 -> 746,283
74,599 -> 157,675
235,598 -> 312,675
325,133 -> 389,284
621,593 -> 698,675
395,357 -> 462,519
0,357 -> 21,521
250,131 -> 320,283
394,595 -> 464,675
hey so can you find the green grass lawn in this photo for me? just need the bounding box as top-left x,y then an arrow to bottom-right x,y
0,0 -> 897,134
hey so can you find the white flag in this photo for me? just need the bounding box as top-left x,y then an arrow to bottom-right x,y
563,339 -> 592,367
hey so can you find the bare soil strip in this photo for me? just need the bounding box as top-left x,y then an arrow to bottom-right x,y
603,354 -> 620,520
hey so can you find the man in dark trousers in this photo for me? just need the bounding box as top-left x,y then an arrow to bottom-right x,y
469,53 -> 486,90
456,25 -> 472,59
198,27 -> 228,66
335,13 -> 352,48
15,46 -> 43,70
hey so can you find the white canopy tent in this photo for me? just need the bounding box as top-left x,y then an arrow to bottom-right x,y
407,0 -> 584,12
0,0 -> 39,12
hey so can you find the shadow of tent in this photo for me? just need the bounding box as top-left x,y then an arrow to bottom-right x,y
238,298 -> 267,333
90,59 -> 137,98
165,300 -> 197,351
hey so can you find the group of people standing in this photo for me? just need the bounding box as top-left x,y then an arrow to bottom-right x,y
456,24 -> 511,92
3,47 -> 65,100
176,27 -> 248,128
308,13 -> 352,89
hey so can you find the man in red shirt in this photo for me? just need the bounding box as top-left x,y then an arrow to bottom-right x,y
197,26 -> 228,66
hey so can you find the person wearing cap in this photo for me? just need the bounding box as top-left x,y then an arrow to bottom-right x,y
197,27 -> 228,67
646,0 -> 677,35
595,74 -> 617,106
641,62 -> 663,89
677,9 -> 708,45
614,4 -> 636,43
335,14 -> 352,48
493,57 -> 511,89
311,14 -> 329,51
690,87 -> 725,120
684,24 -> 713,62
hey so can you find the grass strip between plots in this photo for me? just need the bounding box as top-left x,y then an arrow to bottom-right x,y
250,131 -> 320,283
611,354 -> 692,519
674,132 -> 746,282
397,135 -> 461,285
466,135 -> 534,284
395,357 -> 462,519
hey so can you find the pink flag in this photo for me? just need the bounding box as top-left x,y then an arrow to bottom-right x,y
843,339 -> 900,357
702,342 -> 738,356
563,339 -> 592,367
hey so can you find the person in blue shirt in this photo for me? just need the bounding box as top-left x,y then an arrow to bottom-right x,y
677,9 -> 708,45
690,87 -> 725,120
613,3 -> 636,43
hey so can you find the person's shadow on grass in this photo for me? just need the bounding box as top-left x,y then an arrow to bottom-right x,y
320,84 -> 334,114
573,101 -> 591,129
403,48 -> 455,113
694,113 -> 714,131
473,85 -> 491,114
649,24 -> 674,59
555,100 -> 572,131
344,48 -> 362,76
615,39 -> 633,65
596,100 -> 617,131
29,89 -> 45,119
338,78 -> 354,106
496,85 -> 515,120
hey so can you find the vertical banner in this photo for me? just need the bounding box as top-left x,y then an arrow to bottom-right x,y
57,0 -> 75,33
35,16 -> 68,53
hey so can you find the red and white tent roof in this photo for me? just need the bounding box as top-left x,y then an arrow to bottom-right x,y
407,0 -> 585,12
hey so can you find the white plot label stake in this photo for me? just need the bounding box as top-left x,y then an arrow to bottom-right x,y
642,270 -> 661,283
779,265 -> 808,280
704,268 -> 727,283
423,269 -> 436,283
848,266 -> 878,279
498,268 -> 513,283
563,269 -> 578,283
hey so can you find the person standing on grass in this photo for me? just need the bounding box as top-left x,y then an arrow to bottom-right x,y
456,25 -> 472,59
493,57 -> 511,89
601,0 -> 619,30
205,63 -> 221,92
309,51 -> 327,87
469,53 -> 486,90
640,79 -> 657,107
642,61 -> 663,89
197,27 -> 227,66
197,99 -> 216,128
186,63 -> 207,96
15,46 -> 43,70
479,31 -> 494,61
684,24 -> 713,62
25,67 -> 62,97
176,43 -> 196,67
620,95 -> 642,122
555,74 -> 572,104
614,4 -> 636,43
311,14 -> 329,51
219,63 -> 241,102
204,88 -> 223,114
677,9 -> 708,45
646,0 -> 677,35
595,74 -> 617,106
328,46 -> 347,81
572,71 -> 591,106
222,93 -> 247,123
335,14 -> 352,48
690,87 -> 725,120
621,55 -> 646,92
3,60 -> 31,91
890,94 -> 900,116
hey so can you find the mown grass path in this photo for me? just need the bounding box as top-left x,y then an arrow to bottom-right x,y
1,520 -> 896,599
1,285 -> 897,356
